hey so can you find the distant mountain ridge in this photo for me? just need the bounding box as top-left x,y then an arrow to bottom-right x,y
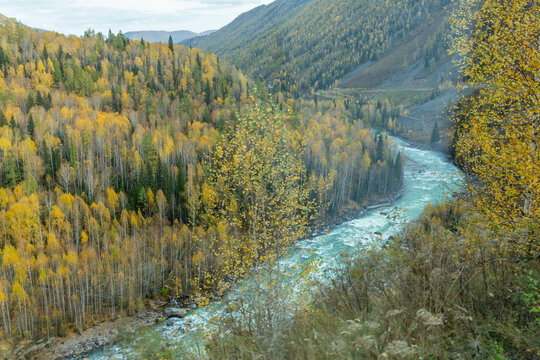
125,29 -> 216,44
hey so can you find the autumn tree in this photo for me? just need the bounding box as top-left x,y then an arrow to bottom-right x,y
452,0 -> 539,228
210,96 -> 315,277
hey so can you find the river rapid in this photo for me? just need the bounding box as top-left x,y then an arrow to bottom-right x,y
89,137 -> 463,359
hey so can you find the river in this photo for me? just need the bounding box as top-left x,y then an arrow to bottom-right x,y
89,137 -> 463,359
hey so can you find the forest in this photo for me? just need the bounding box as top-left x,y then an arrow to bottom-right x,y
0,15 -> 403,340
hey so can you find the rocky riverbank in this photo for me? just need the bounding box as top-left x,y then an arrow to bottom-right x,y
36,311 -> 161,360
0,303 -> 169,360
39,300 -> 198,360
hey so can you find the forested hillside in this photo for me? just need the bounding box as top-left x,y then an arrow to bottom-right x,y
0,15 -> 402,341
185,0 -> 451,94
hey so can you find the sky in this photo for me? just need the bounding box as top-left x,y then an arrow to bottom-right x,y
0,0 -> 273,36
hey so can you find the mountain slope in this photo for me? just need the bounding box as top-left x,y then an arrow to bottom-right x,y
338,13 -> 452,89
185,0 -> 451,94
185,0 -> 310,53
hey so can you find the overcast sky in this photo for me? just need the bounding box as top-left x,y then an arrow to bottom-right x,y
0,0 -> 273,36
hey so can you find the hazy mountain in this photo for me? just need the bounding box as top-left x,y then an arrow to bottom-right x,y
125,29 -> 215,44
200,30 -> 217,36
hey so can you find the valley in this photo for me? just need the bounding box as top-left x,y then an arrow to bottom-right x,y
0,0 -> 537,358
86,134 -> 463,360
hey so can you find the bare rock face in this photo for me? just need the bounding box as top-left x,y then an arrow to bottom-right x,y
164,307 -> 187,318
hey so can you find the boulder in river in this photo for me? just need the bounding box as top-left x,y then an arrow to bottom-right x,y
164,307 -> 187,318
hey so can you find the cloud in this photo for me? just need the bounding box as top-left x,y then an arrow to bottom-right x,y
0,0 -> 272,35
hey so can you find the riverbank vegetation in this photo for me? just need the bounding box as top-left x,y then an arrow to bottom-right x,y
207,201 -> 539,359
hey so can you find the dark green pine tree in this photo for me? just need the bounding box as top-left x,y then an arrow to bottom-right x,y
53,59 -> 63,84
176,161 -> 185,194
157,59 -> 163,83
41,141 -> 52,179
51,147 -> 61,180
36,91 -> 43,108
111,86 -> 121,113
4,153 -> 21,188
196,53 -> 201,69
57,44 -> 64,60
42,44 -> 49,61
9,115 -> 17,129
144,160 -> 156,191
0,46 -> 8,69
168,35 -> 174,53
430,121 -> 440,144
45,93 -> 52,110
35,91 -> 50,110
393,152 -> 404,190
205,80 -> 212,105
175,162 -> 186,222
201,107 -> 211,123
376,134 -> 385,162
137,186 -> 148,210
141,133 -> 156,161
27,116 -> 35,140
26,92 -> 35,114
0,111 -> 6,127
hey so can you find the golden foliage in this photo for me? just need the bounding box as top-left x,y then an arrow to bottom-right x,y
452,0 -> 539,228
